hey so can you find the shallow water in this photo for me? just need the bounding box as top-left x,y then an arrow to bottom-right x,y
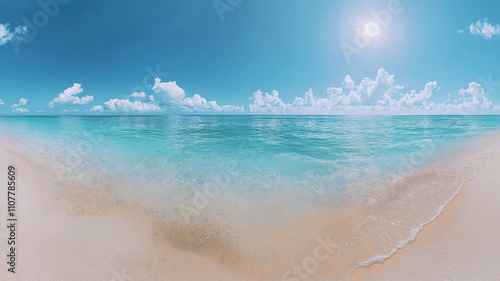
1,115 -> 500,280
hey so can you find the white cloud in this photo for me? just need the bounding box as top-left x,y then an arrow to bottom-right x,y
0,98 -> 4,105
342,75 -> 355,89
326,68 -> 404,107
11,98 -> 27,108
469,19 -> 500,40
61,109 -> 80,113
457,30 -> 465,34
104,99 -> 162,112
91,105 -> 105,112
31,70 -> 497,115
12,108 -> 28,113
456,82 -> 492,110
396,81 -> 437,108
153,78 -> 243,112
216,104 -> 245,112
249,90 -> 289,113
246,68 -> 497,114
0,23 -> 28,46
129,92 -> 146,98
49,83 -> 94,107
153,79 -> 186,103
292,89 -> 331,112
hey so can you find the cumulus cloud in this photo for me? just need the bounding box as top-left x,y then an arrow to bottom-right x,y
153,78 -> 243,112
91,105 -> 105,112
342,75 -> 355,89
292,89 -> 331,111
11,98 -> 27,108
129,92 -> 146,98
0,23 -> 28,46
104,99 -> 162,112
49,83 -> 94,107
0,98 -> 4,105
12,108 -> 28,113
396,81 -> 437,108
61,109 -> 80,113
325,68 -> 404,107
248,68 -> 406,113
246,68 -> 497,114
249,90 -> 289,113
457,82 -> 492,110
469,19 -> 500,40
153,80 -> 186,103
39,70 -> 496,116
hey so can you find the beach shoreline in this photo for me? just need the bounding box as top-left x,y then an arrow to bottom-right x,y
349,147 -> 500,281
1,131 -> 499,281
0,136 -> 257,281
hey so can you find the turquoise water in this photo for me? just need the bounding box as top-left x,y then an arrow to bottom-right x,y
1,115 -> 500,279
0,115 -> 499,193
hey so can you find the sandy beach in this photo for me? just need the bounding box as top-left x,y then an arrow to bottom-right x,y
3,0 -> 500,278
1,132 -> 499,281
350,148 -> 500,281
0,137 -> 256,281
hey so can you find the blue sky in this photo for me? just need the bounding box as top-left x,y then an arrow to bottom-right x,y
0,0 -> 499,114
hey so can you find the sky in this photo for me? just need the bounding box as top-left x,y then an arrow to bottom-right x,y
0,0 -> 500,115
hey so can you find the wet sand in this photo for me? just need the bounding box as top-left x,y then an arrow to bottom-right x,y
0,136 -> 334,281
0,139 -> 257,281
1,133 -> 500,281
349,149 -> 500,281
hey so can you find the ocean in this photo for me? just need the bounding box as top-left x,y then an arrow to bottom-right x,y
1,115 -> 499,279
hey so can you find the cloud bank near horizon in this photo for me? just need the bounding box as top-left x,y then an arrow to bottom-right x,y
2,68 -> 499,115
248,68 -> 497,114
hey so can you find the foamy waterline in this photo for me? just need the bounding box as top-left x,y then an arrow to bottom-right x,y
1,132 -> 499,280
354,156 -> 493,271
2,116 -> 500,280
283,132 -> 500,281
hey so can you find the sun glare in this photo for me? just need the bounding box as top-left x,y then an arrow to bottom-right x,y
364,21 -> 381,37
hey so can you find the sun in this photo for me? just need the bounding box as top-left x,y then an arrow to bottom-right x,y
364,21 -> 381,37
